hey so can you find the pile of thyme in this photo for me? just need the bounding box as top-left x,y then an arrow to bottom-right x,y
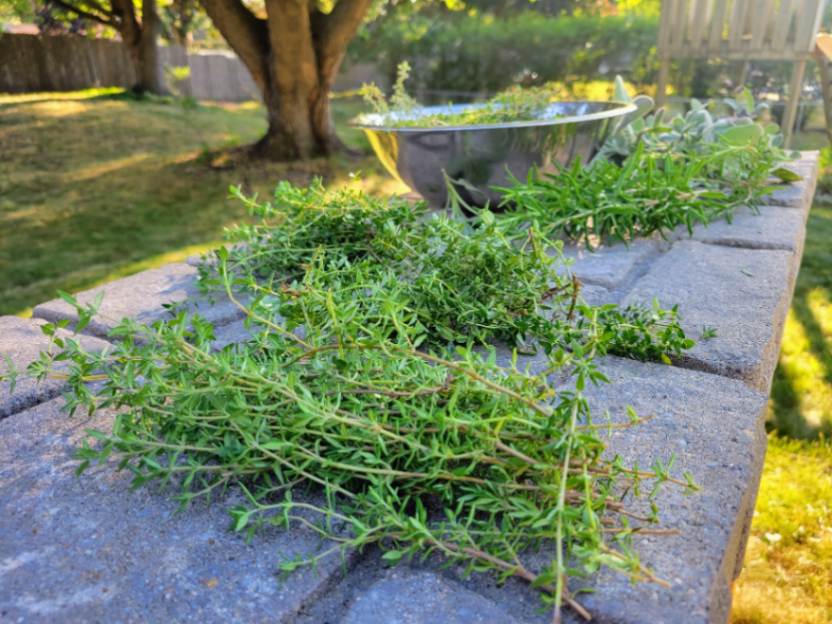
24,180 -> 698,622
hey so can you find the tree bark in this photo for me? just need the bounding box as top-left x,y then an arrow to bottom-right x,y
51,0 -> 164,94
111,0 -> 163,94
201,0 -> 371,161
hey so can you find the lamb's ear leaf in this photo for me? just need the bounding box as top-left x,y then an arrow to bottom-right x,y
719,123 -> 764,146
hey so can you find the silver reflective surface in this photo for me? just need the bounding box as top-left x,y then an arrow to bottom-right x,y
354,101 -> 636,208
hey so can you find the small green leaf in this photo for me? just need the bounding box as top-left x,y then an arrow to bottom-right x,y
771,167 -> 802,183
382,550 -> 405,563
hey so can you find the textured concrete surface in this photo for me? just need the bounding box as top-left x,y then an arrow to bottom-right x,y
210,318 -> 253,351
570,357 -> 767,624
32,263 -> 243,339
342,570 -> 519,624
0,316 -> 110,419
762,152 -> 819,208
687,204 -> 807,253
562,237 -> 662,290
0,398 -> 351,624
623,241 -> 795,391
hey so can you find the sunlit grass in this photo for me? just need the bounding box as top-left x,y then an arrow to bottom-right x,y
770,287 -> 832,436
0,87 -> 124,105
0,89 -> 397,316
732,436 -> 832,624
767,199 -> 832,438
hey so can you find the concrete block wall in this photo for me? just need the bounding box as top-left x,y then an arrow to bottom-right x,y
0,152 -> 819,623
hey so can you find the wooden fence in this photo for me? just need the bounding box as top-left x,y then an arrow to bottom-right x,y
0,33 -> 380,101
0,34 -> 137,92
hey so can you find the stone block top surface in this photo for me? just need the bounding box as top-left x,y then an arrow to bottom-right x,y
0,398 -> 348,624
0,316 -> 110,419
32,263 -> 243,339
341,569 -> 520,624
623,240 -> 795,391
686,204 -> 807,253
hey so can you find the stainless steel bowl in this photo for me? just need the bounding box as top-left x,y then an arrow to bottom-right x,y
354,101 -> 636,208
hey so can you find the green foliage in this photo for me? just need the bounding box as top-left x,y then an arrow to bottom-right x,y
25,180 -> 699,621
217,180 -> 693,360
349,12 -> 659,96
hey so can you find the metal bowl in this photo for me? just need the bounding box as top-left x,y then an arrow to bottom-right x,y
354,101 -> 636,208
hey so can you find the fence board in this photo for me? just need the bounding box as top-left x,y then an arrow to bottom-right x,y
0,34 -> 277,102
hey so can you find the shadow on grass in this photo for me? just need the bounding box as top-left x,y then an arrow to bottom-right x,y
0,93 -> 388,316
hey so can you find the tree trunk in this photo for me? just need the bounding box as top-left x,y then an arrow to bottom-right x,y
200,0 -> 370,162
254,88 -> 333,160
139,0 -> 163,93
120,0 -> 163,94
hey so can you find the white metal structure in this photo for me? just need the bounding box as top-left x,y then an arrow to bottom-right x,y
657,0 -> 829,145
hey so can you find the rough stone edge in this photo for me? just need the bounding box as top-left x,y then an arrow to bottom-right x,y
31,263 -> 243,342
0,316 -> 112,420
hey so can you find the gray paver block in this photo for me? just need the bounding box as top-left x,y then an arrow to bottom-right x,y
623,240 -> 795,391
0,398 -> 350,624
419,356 -> 766,624
342,569 -> 520,624
574,357 -> 767,623
580,283 -> 615,306
685,204 -> 807,253
32,263 -> 243,339
560,237 -> 661,290
0,316 -> 110,419
210,318 -> 253,351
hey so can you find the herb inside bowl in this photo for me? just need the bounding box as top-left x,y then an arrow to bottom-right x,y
358,61 -> 565,127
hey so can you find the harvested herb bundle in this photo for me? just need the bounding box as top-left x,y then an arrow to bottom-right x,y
215,180 -> 693,361
22,182 -> 698,623
493,85 -> 796,247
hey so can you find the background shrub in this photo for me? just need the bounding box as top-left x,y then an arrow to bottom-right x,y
348,12 -> 659,98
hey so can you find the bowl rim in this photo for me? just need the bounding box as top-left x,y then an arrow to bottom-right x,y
350,100 -> 637,133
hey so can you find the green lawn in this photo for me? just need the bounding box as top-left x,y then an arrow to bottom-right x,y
0,90 -> 400,316
1,90 -> 831,622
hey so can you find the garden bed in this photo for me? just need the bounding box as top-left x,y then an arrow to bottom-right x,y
0,152 -> 817,624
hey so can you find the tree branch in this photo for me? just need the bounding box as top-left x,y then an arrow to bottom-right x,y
199,0 -> 269,91
312,0 -> 372,83
50,0 -> 115,27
